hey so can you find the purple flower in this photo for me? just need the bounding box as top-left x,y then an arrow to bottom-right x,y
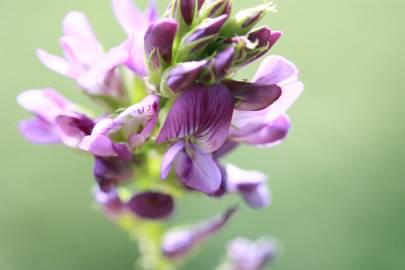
79,95 -> 159,159
226,237 -> 277,270
144,19 -> 178,70
93,156 -> 133,191
161,141 -> 224,193
93,187 -> 125,217
17,89 -> 94,147
228,56 -> 304,147
112,0 -> 158,76
126,191 -> 174,220
37,12 -> 124,97
162,206 -> 237,259
156,84 -> 234,153
165,60 -> 208,95
225,164 -> 271,208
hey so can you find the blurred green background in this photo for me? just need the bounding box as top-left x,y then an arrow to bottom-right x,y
1,0 -> 404,269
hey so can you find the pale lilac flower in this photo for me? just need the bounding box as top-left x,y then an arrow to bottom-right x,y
162,206 -> 237,259
127,191 -> 175,220
37,12 -> 125,98
229,55 -> 304,147
79,95 -> 159,159
225,164 -> 271,208
226,237 -> 277,270
17,89 -> 94,147
112,0 -> 158,76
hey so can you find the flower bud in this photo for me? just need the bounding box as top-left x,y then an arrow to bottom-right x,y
162,60 -> 208,95
176,15 -> 228,61
93,156 -> 133,192
144,19 -> 178,72
198,46 -> 236,83
199,0 -> 232,19
126,191 -> 175,220
222,2 -> 276,36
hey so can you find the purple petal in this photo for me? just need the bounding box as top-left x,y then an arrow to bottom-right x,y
93,187 -> 124,217
253,55 -> 299,85
185,15 -> 228,44
225,164 -> 270,208
156,84 -> 234,153
166,60 -> 208,94
161,141 -> 185,179
78,41 -> 129,96
19,118 -> 60,144
227,237 -> 277,270
144,19 -> 178,67
93,156 -> 133,191
112,0 -> 151,35
162,206 -> 237,259
61,11 -> 103,67
213,47 -> 235,79
79,134 -> 132,160
223,80 -> 281,111
17,89 -> 71,123
213,140 -> 238,159
174,144 -> 222,194
54,113 -> 94,148
181,0 -> 196,25
231,114 -> 290,147
127,192 -> 174,220
36,49 -> 74,78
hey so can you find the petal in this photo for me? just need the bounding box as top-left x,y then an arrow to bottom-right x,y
79,135 -> 118,157
184,15 -> 228,44
232,114 -> 290,147
227,237 -> 277,269
174,144 -> 222,194
156,84 -> 234,153
223,80 -> 281,111
93,156 -> 133,191
62,11 -> 103,62
144,19 -> 178,66
127,192 -> 174,220
54,113 -> 94,148
93,187 -> 124,216
225,164 -> 270,208
36,49 -> 74,78
17,89 -> 71,122
162,206 -> 237,259
19,118 -> 60,144
166,60 -> 208,94
112,0 -> 150,35
253,55 -> 299,85
213,140 -> 238,159
78,42 -> 128,96
161,141 -> 185,179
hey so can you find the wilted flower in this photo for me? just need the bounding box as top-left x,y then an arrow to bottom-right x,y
17,0 -> 302,269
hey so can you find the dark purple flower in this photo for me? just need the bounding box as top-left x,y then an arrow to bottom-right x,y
162,206 -> 237,259
93,156 -> 133,192
225,164 -> 270,208
144,19 -> 178,69
226,237 -> 277,270
198,47 -> 236,83
156,84 -> 234,153
127,191 -> 174,220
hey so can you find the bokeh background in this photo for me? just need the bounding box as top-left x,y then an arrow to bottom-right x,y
1,0 -> 404,269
